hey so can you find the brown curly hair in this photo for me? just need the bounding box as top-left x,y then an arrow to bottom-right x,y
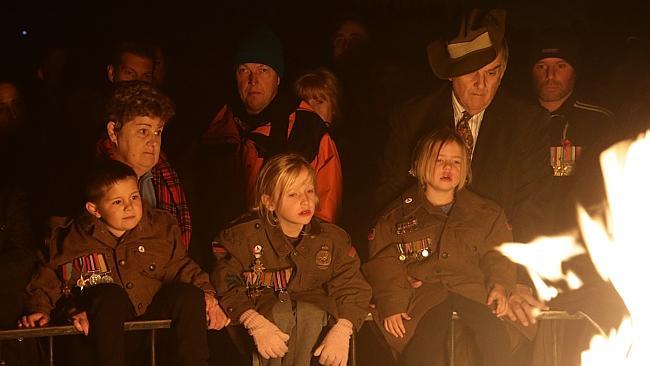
104,80 -> 175,130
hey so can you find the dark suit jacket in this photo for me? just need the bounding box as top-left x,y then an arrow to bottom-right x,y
375,84 -> 552,242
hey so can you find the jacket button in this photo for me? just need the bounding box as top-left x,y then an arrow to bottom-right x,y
149,264 -> 156,271
254,223 -> 260,229
441,252 -> 449,259
137,303 -> 143,310
119,260 -> 126,266
227,307 -> 234,313
292,251 -> 298,256
126,282 -> 134,289
138,245 -> 145,253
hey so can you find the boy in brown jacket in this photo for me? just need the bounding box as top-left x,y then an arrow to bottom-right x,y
20,160 -> 229,366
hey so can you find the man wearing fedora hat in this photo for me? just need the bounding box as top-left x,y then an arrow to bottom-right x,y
375,8 -> 551,361
376,8 -> 549,243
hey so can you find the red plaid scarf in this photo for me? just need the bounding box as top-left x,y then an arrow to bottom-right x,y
96,138 -> 191,248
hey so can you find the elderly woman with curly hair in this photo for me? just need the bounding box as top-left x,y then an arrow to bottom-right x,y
97,80 -> 192,248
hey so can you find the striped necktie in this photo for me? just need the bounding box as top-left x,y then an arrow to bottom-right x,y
456,111 -> 474,159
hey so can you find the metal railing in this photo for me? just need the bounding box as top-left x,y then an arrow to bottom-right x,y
0,320 -> 171,366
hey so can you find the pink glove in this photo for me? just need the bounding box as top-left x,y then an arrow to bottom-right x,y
313,318 -> 353,366
240,309 -> 289,359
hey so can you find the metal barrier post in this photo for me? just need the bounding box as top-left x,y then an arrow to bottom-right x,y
48,336 -> 54,366
150,329 -> 156,366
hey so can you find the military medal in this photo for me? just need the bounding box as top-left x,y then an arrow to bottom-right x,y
251,245 -> 265,275
550,123 -> 582,177
278,290 -> 289,303
73,253 -> 112,291
101,274 -> 114,284
396,238 -> 433,261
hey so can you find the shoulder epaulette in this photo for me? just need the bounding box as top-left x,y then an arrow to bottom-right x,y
378,185 -> 422,220
574,100 -> 614,118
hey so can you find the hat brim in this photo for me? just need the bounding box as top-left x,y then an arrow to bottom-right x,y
427,40 -> 499,79
427,8 -> 506,79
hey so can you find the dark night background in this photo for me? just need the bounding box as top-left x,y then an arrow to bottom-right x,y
4,0 -> 650,111
1,1 -> 648,365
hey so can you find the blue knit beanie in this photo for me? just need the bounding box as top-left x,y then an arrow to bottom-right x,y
234,25 -> 284,77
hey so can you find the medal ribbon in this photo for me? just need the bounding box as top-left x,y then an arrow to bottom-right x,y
244,268 -> 293,291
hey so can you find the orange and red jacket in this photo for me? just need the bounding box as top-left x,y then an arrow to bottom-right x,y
202,100 -> 342,223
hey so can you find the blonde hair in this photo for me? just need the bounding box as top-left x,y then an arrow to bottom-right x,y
411,129 -> 471,192
254,153 -> 318,225
294,68 -> 342,124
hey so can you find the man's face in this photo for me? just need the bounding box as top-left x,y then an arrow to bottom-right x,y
108,52 -> 154,83
332,20 -> 369,61
236,63 -> 280,115
532,57 -> 576,104
107,116 -> 164,177
451,51 -> 506,115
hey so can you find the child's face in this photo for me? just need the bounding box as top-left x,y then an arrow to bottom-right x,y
427,141 -> 463,194
307,96 -> 333,123
86,177 -> 143,237
271,169 -> 317,236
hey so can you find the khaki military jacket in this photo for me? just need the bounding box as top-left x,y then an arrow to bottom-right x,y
24,206 -> 214,317
364,186 -> 516,351
211,215 -> 371,330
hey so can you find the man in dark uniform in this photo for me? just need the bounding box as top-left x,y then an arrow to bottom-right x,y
530,27 -> 615,234
528,28 -> 627,366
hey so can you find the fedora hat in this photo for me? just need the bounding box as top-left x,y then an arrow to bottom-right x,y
427,9 -> 506,79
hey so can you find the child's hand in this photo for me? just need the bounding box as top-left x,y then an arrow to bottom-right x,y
487,284 -> 508,318
240,309 -> 289,359
314,319 -> 353,366
383,312 -> 412,338
205,293 -> 230,330
71,311 -> 90,335
18,312 -> 50,328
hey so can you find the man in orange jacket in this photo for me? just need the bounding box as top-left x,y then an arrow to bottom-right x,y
201,25 -> 342,224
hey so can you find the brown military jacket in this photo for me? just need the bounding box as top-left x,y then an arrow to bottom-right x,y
363,185 -> 516,352
211,215 -> 371,330
24,206 -> 214,317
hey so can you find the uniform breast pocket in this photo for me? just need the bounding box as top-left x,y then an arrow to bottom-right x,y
131,241 -> 173,279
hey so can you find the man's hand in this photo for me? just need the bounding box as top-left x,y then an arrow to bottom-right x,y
19,312 -> 50,328
71,311 -> 90,335
383,313 -> 411,338
406,275 -> 423,289
506,284 -> 548,326
486,283 -> 509,317
205,293 -> 230,330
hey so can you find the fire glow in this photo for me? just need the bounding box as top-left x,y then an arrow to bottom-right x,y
499,130 -> 650,365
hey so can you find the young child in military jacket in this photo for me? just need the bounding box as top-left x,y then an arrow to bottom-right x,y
364,130 -> 516,366
20,160 -> 229,366
211,153 -> 371,366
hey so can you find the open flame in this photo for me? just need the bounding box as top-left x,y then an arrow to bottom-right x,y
499,130 -> 650,365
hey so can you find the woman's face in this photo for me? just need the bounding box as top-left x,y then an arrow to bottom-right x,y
108,116 -> 164,177
307,97 -> 333,124
427,141 -> 463,194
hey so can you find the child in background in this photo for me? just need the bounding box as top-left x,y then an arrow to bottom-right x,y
294,68 -> 342,127
212,153 -> 371,366
20,160 -> 228,366
363,129 -> 515,366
